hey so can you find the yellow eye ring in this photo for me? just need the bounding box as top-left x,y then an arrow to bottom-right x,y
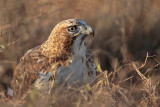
68,26 -> 77,32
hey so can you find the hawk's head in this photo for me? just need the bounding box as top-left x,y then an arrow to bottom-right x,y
41,19 -> 94,58
53,19 -> 94,37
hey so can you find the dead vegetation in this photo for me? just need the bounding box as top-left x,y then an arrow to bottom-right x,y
0,0 -> 160,106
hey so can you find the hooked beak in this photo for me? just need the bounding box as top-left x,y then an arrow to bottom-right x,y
84,25 -> 94,37
73,25 -> 95,37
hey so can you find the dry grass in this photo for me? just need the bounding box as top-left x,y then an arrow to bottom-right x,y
0,0 -> 160,106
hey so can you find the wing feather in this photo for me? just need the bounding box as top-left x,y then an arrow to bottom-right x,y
11,46 -> 53,97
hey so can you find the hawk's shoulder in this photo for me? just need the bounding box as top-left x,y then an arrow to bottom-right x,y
18,46 -> 50,74
13,46 -> 53,95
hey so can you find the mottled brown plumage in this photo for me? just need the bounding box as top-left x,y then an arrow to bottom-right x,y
11,19 -> 96,98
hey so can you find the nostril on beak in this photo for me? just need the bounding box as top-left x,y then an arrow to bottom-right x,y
85,26 -> 87,30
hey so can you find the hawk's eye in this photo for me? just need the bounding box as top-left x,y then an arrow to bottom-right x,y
68,26 -> 77,32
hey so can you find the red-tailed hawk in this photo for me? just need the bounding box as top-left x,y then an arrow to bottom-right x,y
12,19 -> 96,97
